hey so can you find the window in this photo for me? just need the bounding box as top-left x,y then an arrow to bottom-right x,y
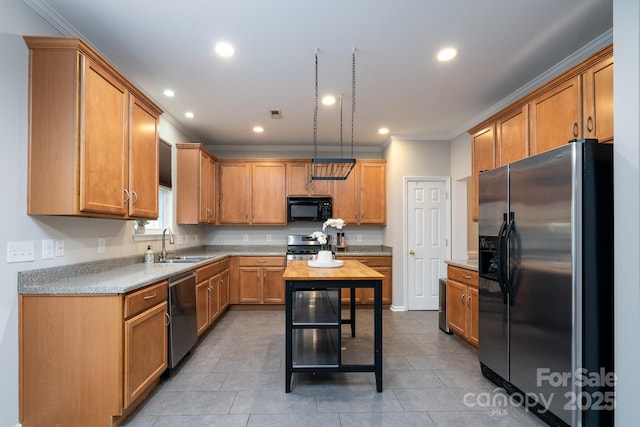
146,186 -> 173,231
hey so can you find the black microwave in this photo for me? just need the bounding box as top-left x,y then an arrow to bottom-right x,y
287,197 -> 332,223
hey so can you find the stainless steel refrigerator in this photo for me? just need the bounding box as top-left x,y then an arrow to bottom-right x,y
478,139 -> 614,426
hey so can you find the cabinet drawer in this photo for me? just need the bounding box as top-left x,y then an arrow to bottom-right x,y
219,257 -> 230,270
336,256 -> 391,267
447,265 -> 478,287
236,256 -> 285,267
196,261 -> 219,283
124,281 -> 168,319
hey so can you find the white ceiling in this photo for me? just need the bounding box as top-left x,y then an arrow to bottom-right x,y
26,0 -> 612,151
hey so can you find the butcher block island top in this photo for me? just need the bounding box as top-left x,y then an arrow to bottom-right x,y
283,260 -> 385,281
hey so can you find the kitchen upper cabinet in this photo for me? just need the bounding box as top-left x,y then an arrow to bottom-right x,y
583,55 -> 614,143
218,161 -> 286,224
529,75 -> 582,155
333,161 -> 386,225
176,143 -> 217,224
252,162 -> 286,224
471,126 -> 495,222
496,105 -> 529,167
24,36 -> 162,219
286,161 -> 332,196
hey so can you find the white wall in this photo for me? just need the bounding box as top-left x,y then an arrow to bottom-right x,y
613,0 -> 640,423
384,138 -> 451,310
449,132 -> 473,259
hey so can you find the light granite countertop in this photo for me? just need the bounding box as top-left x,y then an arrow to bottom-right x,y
18,245 -> 391,295
445,258 -> 478,271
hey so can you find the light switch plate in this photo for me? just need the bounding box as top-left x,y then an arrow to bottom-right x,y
55,240 -> 64,257
7,241 -> 35,263
42,239 -> 54,259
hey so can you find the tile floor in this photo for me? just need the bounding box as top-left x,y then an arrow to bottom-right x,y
122,309 -> 546,427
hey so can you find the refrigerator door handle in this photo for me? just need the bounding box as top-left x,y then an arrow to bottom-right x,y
497,212 -> 509,303
504,211 -> 517,304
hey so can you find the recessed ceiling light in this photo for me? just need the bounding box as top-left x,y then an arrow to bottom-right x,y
437,47 -> 458,62
378,127 -> 390,135
322,95 -> 336,106
215,42 -> 236,58
185,112 -> 194,118
253,126 -> 264,133
163,89 -> 175,97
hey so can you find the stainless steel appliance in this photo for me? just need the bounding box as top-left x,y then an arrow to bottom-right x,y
167,271 -> 197,369
438,278 -> 451,334
287,197 -> 332,223
478,139 -> 613,426
286,233 -> 323,264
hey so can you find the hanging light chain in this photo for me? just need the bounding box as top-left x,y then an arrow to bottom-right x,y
313,49 -> 319,158
351,47 -> 356,158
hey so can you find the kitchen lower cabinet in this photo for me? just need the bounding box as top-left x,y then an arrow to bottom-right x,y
336,256 -> 392,305
219,258 -> 231,311
19,281 -> 168,427
446,265 -> 478,348
195,259 -> 233,336
232,256 -> 286,304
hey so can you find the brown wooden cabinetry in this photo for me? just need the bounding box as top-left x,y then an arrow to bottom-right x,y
286,161 -> 332,196
470,126 -> 495,222
195,259 -> 231,336
20,281 -> 168,427
496,105 -> 529,167
336,256 -> 392,305
219,258 -> 231,311
446,265 -> 478,347
218,161 -> 286,224
333,161 -> 386,225
232,256 -> 286,304
583,55 -> 614,143
176,143 -> 217,224
24,36 -> 162,219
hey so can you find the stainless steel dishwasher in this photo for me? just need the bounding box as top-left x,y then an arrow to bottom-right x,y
167,271 -> 197,368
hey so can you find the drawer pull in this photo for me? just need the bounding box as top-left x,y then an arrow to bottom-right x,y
463,275 -> 471,280
143,293 -> 157,300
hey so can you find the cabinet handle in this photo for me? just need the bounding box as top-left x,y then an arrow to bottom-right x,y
257,260 -> 267,263
143,293 -> 157,300
165,312 -> 171,326
460,294 -> 466,304
131,190 -> 138,205
123,189 -> 130,204
208,286 -> 212,295
586,116 -> 594,133
463,275 -> 471,280
572,122 -> 579,138
467,296 -> 471,307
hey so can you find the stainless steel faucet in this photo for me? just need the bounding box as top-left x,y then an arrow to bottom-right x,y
160,227 -> 174,262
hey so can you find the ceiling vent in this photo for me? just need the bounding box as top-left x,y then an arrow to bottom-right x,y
270,109 -> 282,119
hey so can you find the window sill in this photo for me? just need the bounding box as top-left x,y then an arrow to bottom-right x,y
132,231 -> 165,242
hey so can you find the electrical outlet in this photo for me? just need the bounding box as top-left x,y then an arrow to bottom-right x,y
7,241 -> 35,263
98,238 -> 106,253
55,240 -> 64,257
266,234 -> 272,242
357,234 -> 363,242
42,239 -> 55,259
243,234 -> 249,242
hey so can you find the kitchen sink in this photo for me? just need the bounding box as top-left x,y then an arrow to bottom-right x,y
160,255 -> 213,264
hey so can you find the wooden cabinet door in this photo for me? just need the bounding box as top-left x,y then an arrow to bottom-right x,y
238,267 -> 261,303
80,57 -> 129,216
287,162 -> 332,196
360,162 -> 386,224
219,268 -> 230,311
128,95 -> 159,219
207,157 -> 217,223
467,286 -> 479,347
471,126 -> 495,221
198,153 -> 216,223
195,280 -> 210,336
124,301 -> 167,408
446,280 -> 467,337
496,105 -> 529,167
208,275 -> 220,322
263,267 -> 286,303
529,75 -> 581,155
333,165 -> 359,223
583,56 -> 613,143
219,162 -> 250,223
252,162 -> 286,224
361,266 -> 392,304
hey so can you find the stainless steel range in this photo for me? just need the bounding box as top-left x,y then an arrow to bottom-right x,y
286,234 -> 323,264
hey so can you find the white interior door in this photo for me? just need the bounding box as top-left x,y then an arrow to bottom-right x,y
406,178 -> 450,310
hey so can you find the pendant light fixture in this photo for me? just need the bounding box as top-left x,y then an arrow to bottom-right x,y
311,48 -> 357,180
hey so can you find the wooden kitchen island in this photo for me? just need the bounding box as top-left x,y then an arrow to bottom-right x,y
283,260 -> 384,392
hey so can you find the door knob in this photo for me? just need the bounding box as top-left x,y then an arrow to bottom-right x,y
409,250 -> 415,255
